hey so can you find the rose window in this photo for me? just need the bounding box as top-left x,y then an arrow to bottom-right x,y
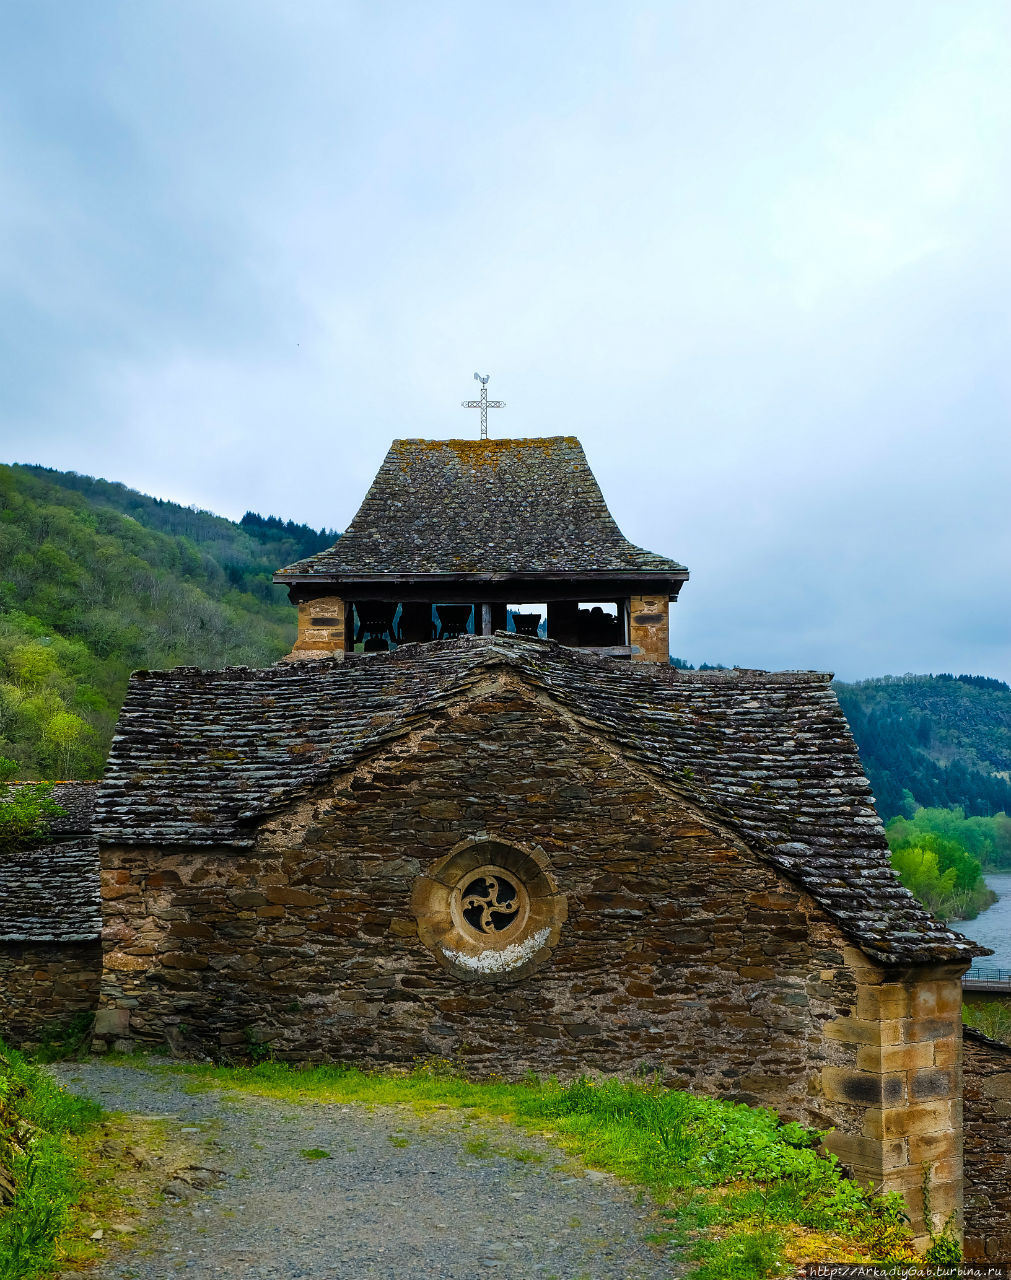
458,872 -> 525,936
412,838 -> 566,983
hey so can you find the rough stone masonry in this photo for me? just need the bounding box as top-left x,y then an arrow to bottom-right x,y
4,432 -> 1009,1257
87,634 -> 990,1249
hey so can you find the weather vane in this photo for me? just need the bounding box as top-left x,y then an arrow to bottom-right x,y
462,373 -> 505,439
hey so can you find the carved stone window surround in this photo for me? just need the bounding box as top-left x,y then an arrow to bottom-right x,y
411,837 -> 566,983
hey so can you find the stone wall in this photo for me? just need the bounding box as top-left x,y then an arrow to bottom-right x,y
816,952 -> 966,1243
95,672 -> 961,1244
286,595 -> 346,659
628,594 -> 669,663
0,940 -> 101,1046
963,1028 -> 1011,1262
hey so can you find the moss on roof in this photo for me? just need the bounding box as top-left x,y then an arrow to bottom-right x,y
94,635 -> 979,965
275,437 -> 688,580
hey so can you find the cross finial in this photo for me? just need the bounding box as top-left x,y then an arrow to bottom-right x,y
462,372 -> 505,439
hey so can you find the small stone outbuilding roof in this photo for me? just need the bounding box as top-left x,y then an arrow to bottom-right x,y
0,782 -> 102,942
273,437 -> 688,581
96,635 -> 980,966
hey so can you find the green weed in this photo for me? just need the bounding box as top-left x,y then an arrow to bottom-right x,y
922,1160 -> 962,1264
693,1226 -> 787,1279
30,1012 -> 96,1065
963,999 -> 1011,1044
0,1041 -> 101,1279
241,1027 -> 274,1065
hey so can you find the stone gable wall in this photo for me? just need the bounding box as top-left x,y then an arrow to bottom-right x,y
98,682 -> 852,1100
95,674 -> 964,1244
962,1029 -> 1011,1261
0,941 -> 102,1046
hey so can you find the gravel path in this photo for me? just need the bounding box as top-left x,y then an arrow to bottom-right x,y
52,1063 -> 684,1280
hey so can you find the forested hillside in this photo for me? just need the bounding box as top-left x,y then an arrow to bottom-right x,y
0,465 -> 335,779
834,674 -> 1011,822
4,459 -> 1010,821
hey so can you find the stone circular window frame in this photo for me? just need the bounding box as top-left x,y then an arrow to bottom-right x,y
411,837 -> 566,983
451,865 -> 530,943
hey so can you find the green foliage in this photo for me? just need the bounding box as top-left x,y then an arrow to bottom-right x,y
921,1161 -> 963,1263
0,1039 -> 102,1279
238,510 -> 336,561
129,1057 -> 917,1271
834,673 -> 1011,821
690,1227 -> 787,1280
886,806 -> 1011,872
0,463 -> 321,779
924,1232 -> 962,1264
242,1027 -> 274,1064
0,767 -> 67,852
963,1000 -> 1011,1044
30,1013 -> 96,1065
19,467 -> 336,576
890,845 -> 957,913
886,810 -> 997,919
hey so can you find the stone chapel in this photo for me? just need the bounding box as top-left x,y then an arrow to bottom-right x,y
3,434 -> 1010,1258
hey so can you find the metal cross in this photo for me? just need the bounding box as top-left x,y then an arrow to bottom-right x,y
462,373 -> 505,439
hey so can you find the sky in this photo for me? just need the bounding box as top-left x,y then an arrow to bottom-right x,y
0,1 -> 1009,681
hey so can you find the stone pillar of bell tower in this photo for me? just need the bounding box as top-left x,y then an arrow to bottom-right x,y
285,596 -> 347,660
629,595 -> 670,664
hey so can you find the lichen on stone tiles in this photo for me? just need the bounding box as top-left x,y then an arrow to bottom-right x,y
0,838 -> 102,942
274,437 -> 688,579
89,632 -> 984,966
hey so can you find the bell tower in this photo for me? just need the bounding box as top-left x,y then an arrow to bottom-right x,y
274,434 -> 688,663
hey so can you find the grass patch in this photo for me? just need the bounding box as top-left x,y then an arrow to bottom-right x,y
109,1055 -> 920,1276
963,999 -> 1011,1044
463,1133 -> 542,1163
43,1110 -> 181,1272
0,1042 -> 101,1279
0,1041 -> 216,1279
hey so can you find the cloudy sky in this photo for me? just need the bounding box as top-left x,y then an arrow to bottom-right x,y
1,1 -> 1008,680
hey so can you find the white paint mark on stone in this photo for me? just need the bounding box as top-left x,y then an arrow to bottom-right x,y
442,928 -> 551,974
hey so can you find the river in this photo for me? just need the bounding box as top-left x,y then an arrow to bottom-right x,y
950,872 -> 1011,970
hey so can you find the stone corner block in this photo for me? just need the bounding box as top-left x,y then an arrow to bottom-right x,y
93,1007 -> 130,1036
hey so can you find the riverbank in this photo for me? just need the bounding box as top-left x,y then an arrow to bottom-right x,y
951,872 -> 1011,969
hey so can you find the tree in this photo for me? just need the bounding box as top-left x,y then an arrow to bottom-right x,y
43,709 -> 90,778
890,846 -> 957,916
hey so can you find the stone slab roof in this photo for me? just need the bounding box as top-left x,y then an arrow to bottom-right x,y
964,1026 -> 1011,1053
95,636 -> 980,966
274,437 -> 688,580
0,782 -> 101,942
16,781 -> 97,835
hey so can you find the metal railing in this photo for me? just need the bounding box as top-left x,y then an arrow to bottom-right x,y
962,967 -> 1011,987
